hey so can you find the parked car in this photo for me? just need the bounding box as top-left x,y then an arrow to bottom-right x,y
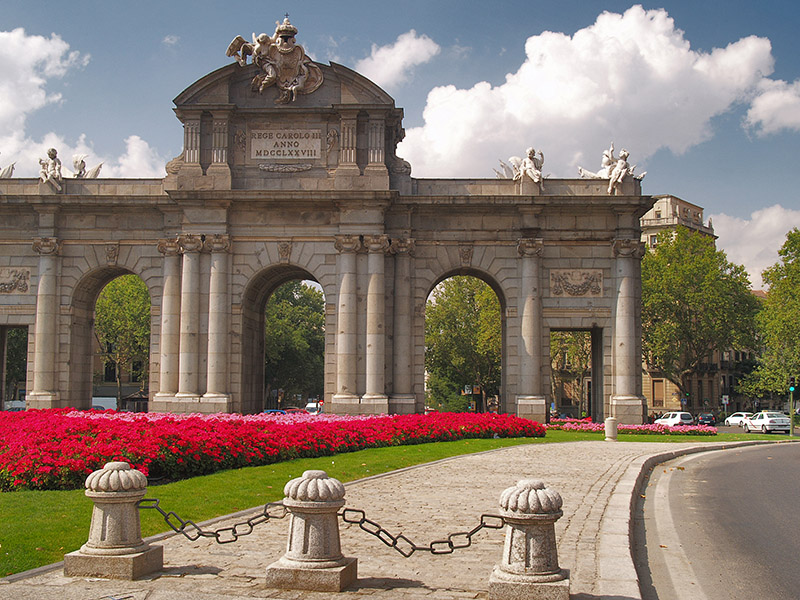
284,407 -> 309,414
262,409 -> 286,415
724,412 -> 753,427
304,401 -> 322,414
654,411 -> 694,427
742,411 -> 791,434
696,413 -> 716,426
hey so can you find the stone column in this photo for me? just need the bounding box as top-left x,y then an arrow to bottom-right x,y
28,237 -> 60,407
516,238 -> 546,423
207,112 -> 232,188
64,462 -> 163,580
334,111 -> 360,184
610,238 -> 647,423
183,118 -> 201,165
203,234 -> 230,404
176,234 -> 203,401
362,235 -> 389,412
154,239 -> 180,402
333,235 -> 361,408
389,238 -> 416,413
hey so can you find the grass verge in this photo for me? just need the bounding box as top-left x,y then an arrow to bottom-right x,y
0,430 -> 779,577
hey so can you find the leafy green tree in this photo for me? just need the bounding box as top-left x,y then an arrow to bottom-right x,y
550,331 -> 591,414
3,327 -> 28,407
425,276 -> 501,411
740,228 -> 800,397
642,226 -> 759,401
264,281 -> 325,407
94,275 -> 151,408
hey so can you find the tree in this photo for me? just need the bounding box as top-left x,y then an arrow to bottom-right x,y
425,276 -> 501,411
550,331 -> 591,415
94,275 -> 151,408
264,280 -> 325,407
641,226 -> 759,401
3,327 -> 27,407
740,228 -> 800,397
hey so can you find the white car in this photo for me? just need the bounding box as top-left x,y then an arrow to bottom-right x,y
724,412 -> 753,427
742,411 -> 791,434
655,411 -> 694,427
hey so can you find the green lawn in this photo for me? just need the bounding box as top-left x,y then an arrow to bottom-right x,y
0,430 -> 780,577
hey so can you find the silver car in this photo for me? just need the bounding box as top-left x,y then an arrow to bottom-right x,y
742,411 -> 791,434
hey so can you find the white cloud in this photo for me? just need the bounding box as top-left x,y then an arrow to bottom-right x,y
162,34 -> 180,47
745,78 -> 800,135
0,28 -> 165,178
355,30 -> 440,90
397,5 -> 775,177
710,205 -> 800,289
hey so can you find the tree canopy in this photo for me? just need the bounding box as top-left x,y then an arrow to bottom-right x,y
264,280 -> 325,407
641,226 -> 759,398
740,228 -> 800,397
94,274 -> 151,406
425,276 -> 501,411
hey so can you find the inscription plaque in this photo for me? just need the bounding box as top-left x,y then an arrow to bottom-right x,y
250,129 -> 322,160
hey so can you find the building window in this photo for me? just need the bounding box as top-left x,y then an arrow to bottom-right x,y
655,211 -> 661,219
652,379 -> 664,407
650,235 -> 658,247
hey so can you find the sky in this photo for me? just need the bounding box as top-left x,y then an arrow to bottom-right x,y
2,0 -> 800,289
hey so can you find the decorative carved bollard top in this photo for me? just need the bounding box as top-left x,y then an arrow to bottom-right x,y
499,479 -> 563,516
284,469 -> 345,503
85,461 -> 147,493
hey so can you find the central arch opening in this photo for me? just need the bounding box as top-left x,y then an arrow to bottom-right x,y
241,266 -> 325,414
424,273 -> 505,413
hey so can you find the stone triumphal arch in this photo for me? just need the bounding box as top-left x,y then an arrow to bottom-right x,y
0,19 -> 653,423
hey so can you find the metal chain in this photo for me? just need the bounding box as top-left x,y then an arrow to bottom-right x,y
137,498 -> 287,544
340,508 -> 505,557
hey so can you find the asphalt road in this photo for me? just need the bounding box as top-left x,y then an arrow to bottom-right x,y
634,442 -> 800,600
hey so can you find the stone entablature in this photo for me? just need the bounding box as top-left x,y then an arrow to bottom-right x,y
0,29 -> 653,424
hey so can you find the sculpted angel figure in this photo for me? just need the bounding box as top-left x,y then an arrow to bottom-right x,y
226,16 -> 323,104
0,153 -> 14,179
607,149 -> 631,195
578,142 -> 616,179
72,154 -> 103,178
514,147 -> 545,192
38,148 -> 63,192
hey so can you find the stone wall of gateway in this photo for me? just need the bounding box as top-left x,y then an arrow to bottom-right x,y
0,174 -> 652,424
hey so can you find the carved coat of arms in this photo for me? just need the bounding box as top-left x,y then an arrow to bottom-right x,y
227,16 -> 323,104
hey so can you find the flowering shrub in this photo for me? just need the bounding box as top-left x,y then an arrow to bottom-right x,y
0,409 -> 545,492
546,417 -> 717,436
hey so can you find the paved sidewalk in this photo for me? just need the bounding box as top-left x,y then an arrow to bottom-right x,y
0,441 -> 755,599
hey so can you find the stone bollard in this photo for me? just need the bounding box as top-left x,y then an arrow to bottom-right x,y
489,479 -> 570,600
605,416 -> 619,441
64,461 -> 163,579
266,470 -> 357,591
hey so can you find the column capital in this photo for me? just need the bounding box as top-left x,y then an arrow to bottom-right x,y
177,233 -> 203,253
204,234 -> 231,253
157,238 -> 180,256
32,237 -> 60,256
364,234 -> 390,254
389,237 -> 415,256
334,234 -> 362,254
612,238 -> 646,259
517,238 -> 544,257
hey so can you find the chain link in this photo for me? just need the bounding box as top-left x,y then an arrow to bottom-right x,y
137,498 -> 287,544
340,508 -> 504,558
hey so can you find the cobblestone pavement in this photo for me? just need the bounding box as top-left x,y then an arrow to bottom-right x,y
0,441 -> 735,600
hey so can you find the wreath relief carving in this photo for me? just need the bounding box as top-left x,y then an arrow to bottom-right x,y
550,269 -> 603,297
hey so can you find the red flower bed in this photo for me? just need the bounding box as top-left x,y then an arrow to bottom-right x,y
0,409 -> 545,491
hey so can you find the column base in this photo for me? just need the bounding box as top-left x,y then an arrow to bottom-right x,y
266,555 -> 357,592
360,393 -> 389,414
609,394 -> 646,425
389,394 -> 417,414
331,393 -> 361,415
26,390 -> 61,409
516,395 -> 547,424
64,544 -> 163,580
